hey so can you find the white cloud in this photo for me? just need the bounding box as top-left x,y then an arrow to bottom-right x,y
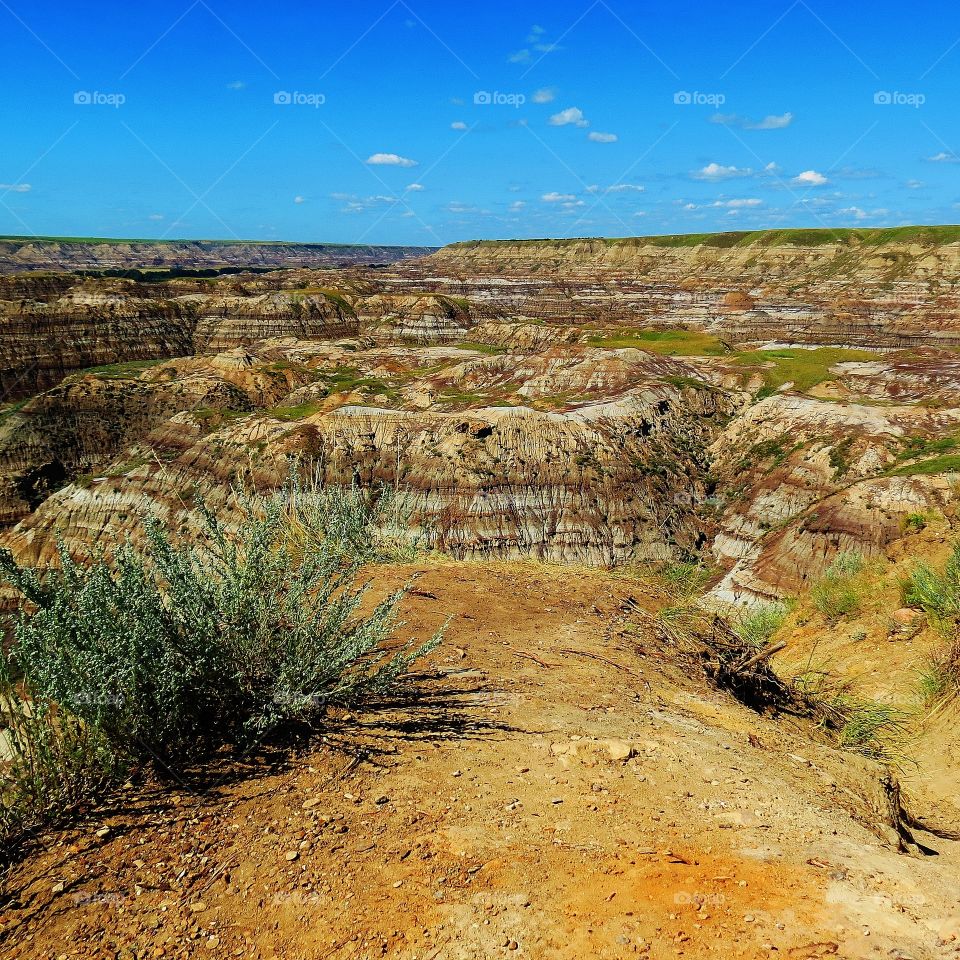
684,198 -> 764,211
549,107 -> 589,128
366,153 -> 418,168
405,183 -> 425,192
794,169 -> 829,186
294,196 -> 306,204
542,192 -> 577,202
451,121 -> 468,131
509,200 -> 527,211
838,205 -> 869,220
605,183 -> 645,193
588,131 -> 618,143
508,49 -> 531,63
693,163 -> 752,181
333,193 -> 399,213
753,112 -> 793,130
532,87 -> 557,104
148,213 -> 165,220
906,179 -> 924,189
226,81 -> 246,91
765,162 -> 780,173
928,151 -> 960,163
712,112 -> 793,130
0,183 -> 31,193
446,201 -> 489,215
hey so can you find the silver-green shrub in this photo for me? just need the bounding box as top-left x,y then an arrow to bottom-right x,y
0,480 -> 439,845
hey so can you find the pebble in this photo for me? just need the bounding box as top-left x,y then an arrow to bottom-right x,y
285,851 -> 299,862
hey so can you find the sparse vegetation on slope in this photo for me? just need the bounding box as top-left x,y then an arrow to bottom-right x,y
0,479 -> 438,850
902,543 -> 960,702
812,553 -> 867,623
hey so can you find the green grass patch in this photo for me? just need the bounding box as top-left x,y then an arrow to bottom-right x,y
890,454 -> 960,477
811,553 -> 866,623
733,347 -> 875,394
586,329 -> 728,356
451,342 -> 508,355
269,402 -> 327,422
70,359 -> 166,381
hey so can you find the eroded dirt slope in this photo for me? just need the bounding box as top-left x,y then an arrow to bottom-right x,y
3,563 -> 958,960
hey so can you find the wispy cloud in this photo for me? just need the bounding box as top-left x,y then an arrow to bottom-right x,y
446,201 -> 490,215
532,87 -> 557,104
588,131 -> 618,143
294,195 -> 306,204
711,112 -> 793,130
928,151 -> 960,163
687,198 -> 763,210
510,23 -> 563,62
451,121 -> 468,131
587,183 -> 645,194
542,192 -> 577,202
226,80 -> 246,91
332,192 -> 400,213
0,183 -> 32,193
405,183 -> 425,192
366,153 -> 418,168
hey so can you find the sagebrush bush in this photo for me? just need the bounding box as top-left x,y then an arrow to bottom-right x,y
0,479 -> 438,847
811,552 -> 865,623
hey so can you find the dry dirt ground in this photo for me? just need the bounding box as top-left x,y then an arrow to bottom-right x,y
2,561 -> 959,960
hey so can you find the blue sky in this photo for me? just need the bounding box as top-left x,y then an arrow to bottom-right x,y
1,0 -> 959,245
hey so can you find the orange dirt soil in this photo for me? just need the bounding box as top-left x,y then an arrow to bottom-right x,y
2,562 -> 958,960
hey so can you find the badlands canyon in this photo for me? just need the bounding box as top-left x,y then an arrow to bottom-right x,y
5,228 -> 960,959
